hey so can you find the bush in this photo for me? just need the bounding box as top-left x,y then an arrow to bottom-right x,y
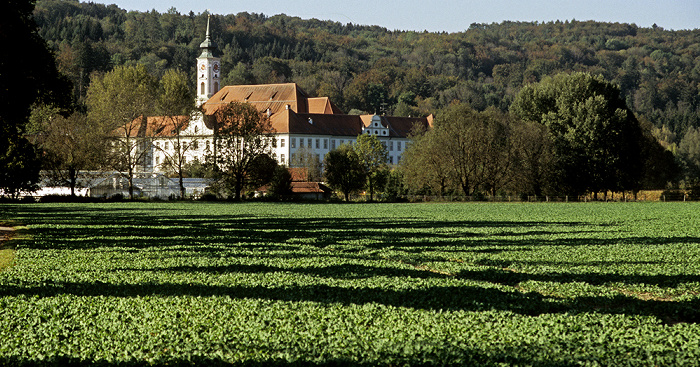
660,189 -> 686,201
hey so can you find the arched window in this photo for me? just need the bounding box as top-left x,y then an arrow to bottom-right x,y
214,82 -> 219,93
200,82 -> 205,95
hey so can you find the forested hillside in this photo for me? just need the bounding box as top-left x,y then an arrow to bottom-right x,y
34,0 -> 699,154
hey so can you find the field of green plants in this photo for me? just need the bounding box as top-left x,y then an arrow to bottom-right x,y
1,202 -> 700,366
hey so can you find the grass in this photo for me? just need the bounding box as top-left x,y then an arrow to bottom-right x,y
0,249 -> 13,271
1,201 -> 700,365
0,224 -> 15,271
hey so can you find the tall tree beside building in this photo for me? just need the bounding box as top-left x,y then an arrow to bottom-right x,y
511,72 -> 644,196
156,69 -> 197,199
35,112 -> 104,196
324,144 -> 366,201
209,102 -> 276,200
290,146 -> 322,182
400,125 -> 455,196
86,64 -> 158,199
354,134 -> 388,201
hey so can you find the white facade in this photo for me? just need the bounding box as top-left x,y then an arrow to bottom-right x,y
141,17 -> 426,174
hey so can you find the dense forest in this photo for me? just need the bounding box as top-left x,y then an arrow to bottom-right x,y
32,0 -> 700,188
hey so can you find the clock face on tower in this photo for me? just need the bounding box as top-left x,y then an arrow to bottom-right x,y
213,63 -> 220,73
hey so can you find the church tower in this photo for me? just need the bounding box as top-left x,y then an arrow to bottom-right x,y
196,15 -> 221,106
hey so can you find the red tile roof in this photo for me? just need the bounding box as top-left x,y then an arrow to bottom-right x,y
201,83 -> 311,116
308,97 -> 343,114
118,116 -> 190,137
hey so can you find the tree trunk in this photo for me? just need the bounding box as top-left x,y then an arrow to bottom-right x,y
128,166 -> 134,200
69,167 -> 77,197
179,172 -> 185,199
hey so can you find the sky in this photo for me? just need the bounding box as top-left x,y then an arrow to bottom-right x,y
88,0 -> 699,32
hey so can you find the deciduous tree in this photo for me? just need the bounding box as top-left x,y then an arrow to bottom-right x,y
324,144 -> 366,201
209,102 -> 276,200
1,0 -> 70,197
86,64 -> 158,199
36,112 -> 104,196
354,134 -> 388,201
511,72 -> 644,196
156,69 -> 197,199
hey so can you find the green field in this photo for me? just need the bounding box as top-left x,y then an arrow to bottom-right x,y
1,202 -> 700,366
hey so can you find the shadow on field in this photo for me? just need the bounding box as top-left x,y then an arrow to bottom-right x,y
3,278 -> 700,325
3,204 -> 700,325
6,203 -> 695,251
0,348 -> 576,367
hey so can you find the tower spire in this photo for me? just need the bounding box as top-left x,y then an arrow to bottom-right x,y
196,12 -> 221,105
199,14 -> 217,58
205,14 -> 211,40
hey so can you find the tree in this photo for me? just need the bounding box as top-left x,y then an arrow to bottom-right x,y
156,69 -> 197,199
35,112 -> 103,196
476,108 -> 518,196
86,64 -> 158,199
354,134 -> 388,201
290,146 -> 322,181
678,127 -> 700,183
509,120 -> 556,196
267,165 -> 293,199
209,102 -> 276,200
1,0 -> 71,197
0,132 -> 41,199
511,72 -> 644,196
324,144 -> 366,201
431,104 -> 486,196
401,123 -> 456,196
246,154 -> 279,193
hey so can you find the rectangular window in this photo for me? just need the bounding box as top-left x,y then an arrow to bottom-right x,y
331,139 -> 336,149
397,141 -> 402,151
281,154 -> 285,164
281,139 -> 285,148
308,138 -> 312,148
389,156 -> 393,164
324,139 -> 328,149
299,138 -> 304,148
315,139 -> 320,149
389,141 -> 394,151
291,138 -> 296,148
